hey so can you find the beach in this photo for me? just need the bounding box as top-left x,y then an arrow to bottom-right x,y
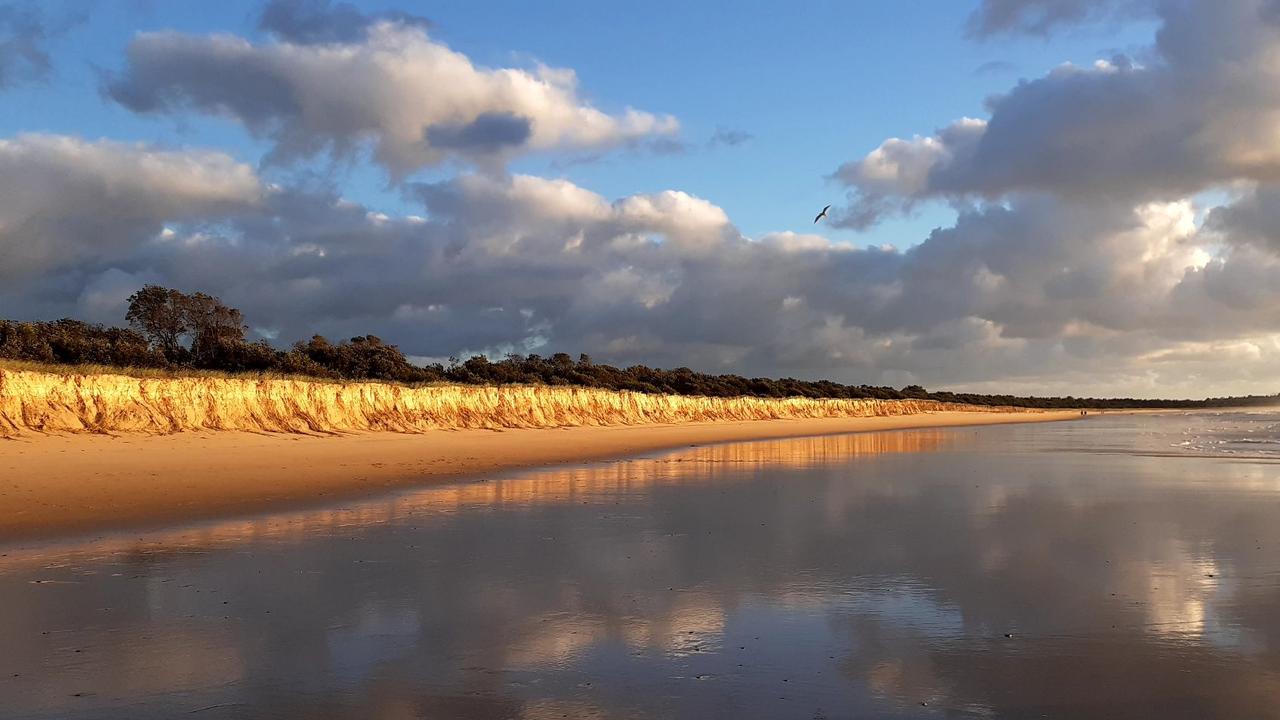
4,412 -> 1278,720
0,410 -> 1079,542
6,3 -> 1276,716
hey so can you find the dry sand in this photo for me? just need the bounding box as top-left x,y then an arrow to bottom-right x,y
0,411 -> 1081,543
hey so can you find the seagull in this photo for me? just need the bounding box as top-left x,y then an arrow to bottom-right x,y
814,204 -> 831,224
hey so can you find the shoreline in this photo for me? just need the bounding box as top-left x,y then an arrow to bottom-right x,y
0,411 -> 1084,544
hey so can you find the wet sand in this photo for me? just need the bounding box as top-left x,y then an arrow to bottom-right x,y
0,410 -> 1078,542
2,413 -> 1278,720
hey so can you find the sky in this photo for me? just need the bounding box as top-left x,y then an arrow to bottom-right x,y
1,0 -> 1277,398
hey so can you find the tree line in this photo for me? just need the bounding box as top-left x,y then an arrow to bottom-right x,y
0,285 -> 1274,409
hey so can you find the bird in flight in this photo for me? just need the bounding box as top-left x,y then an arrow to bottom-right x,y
814,204 -> 831,224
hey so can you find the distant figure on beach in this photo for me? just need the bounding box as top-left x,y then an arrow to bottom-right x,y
814,204 -> 830,224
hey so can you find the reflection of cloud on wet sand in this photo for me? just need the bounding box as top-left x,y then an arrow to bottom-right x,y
4,419 -> 1280,718
1,623 -> 245,716
521,698 -> 610,720
510,595 -> 725,667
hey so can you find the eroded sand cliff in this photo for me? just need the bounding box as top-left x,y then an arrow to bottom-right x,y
0,367 -> 1019,437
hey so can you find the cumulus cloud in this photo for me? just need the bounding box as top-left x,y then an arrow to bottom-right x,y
258,0 -> 431,44
105,23 -> 679,176
831,118 -> 986,228
834,0 -> 1280,226
0,134 -> 260,289
792,0 -> 1280,393
10,133 -> 1280,396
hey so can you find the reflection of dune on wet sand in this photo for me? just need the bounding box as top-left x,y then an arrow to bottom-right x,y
0,430 -> 954,571
670,430 -> 953,468
424,431 -> 955,514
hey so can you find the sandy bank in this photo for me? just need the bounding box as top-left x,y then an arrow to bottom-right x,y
0,367 -> 1020,437
0,411 -> 1080,543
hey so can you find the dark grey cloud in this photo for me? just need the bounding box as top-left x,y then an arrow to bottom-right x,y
967,0 -> 1149,37
0,2 -> 84,90
708,126 -> 752,148
647,137 -> 688,155
105,34 -> 297,120
0,134 -> 260,290
425,113 -> 533,154
258,0 -> 430,44
974,59 -> 1017,75
1205,186 -> 1280,252
1263,0 -> 1280,23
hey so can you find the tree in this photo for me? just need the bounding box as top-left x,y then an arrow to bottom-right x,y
900,384 -> 928,399
125,285 -> 190,358
185,292 -> 246,366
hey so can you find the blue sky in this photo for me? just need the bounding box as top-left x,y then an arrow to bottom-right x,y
5,0 -> 1153,246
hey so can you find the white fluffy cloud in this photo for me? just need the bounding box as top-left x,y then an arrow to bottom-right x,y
106,22 -> 678,176
834,0 -> 1280,226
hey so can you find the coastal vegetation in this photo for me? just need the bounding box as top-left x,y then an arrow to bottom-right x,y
1,286 -> 1274,411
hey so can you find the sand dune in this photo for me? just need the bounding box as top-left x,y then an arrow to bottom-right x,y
0,367 -> 1023,438
0,366 -> 1071,542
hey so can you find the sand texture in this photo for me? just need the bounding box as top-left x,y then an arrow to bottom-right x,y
0,410 -> 1080,542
